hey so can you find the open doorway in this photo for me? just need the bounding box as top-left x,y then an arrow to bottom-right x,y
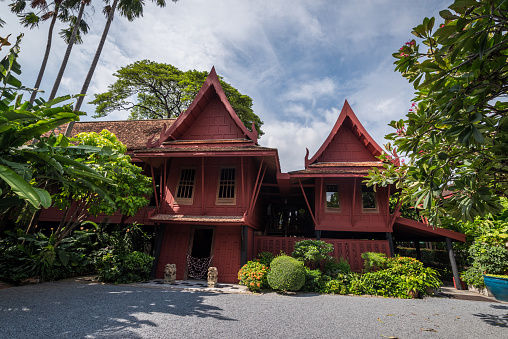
186,227 -> 215,279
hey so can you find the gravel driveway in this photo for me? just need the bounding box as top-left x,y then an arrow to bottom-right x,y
0,281 -> 507,338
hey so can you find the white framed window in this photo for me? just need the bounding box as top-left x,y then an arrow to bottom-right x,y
175,168 -> 196,205
361,184 -> 378,212
216,167 -> 236,205
325,184 -> 340,212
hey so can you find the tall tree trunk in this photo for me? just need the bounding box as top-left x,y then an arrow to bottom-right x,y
74,0 -> 118,112
49,0 -> 86,101
29,3 -> 61,105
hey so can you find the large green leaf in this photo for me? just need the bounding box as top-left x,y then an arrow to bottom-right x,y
0,164 -> 45,208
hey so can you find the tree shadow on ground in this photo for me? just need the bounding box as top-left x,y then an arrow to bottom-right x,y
473,304 -> 508,328
0,283 -> 237,338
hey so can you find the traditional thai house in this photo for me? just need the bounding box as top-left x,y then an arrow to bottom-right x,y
39,67 -> 466,285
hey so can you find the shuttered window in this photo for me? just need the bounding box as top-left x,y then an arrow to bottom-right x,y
216,167 -> 236,204
175,168 -> 196,204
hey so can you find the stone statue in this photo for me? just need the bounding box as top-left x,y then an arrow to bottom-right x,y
207,267 -> 218,287
164,264 -> 176,284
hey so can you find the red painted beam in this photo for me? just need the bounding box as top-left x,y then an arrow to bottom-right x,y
250,164 -> 267,214
298,178 -> 317,227
151,165 -> 159,213
248,157 -> 264,214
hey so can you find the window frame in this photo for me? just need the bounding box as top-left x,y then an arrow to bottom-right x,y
361,184 -> 378,213
174,167 -> 197,205
216,166 -> 237,205
324,183 -> 341,213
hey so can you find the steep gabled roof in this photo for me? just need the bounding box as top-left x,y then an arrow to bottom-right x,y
305,100 -> 385,168
147,67 -> 258,148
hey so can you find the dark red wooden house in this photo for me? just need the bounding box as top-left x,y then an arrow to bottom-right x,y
40,67 -> 466,285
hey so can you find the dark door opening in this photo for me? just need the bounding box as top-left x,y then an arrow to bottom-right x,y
186,227 -> 214,280
190,228 -> 214,259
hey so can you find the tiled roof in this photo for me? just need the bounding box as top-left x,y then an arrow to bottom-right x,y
135,145 -> 277,153
150,214 -> 244,223
55,119 -> 176,150
290,168 -> 372,175
309,162 -> 383,167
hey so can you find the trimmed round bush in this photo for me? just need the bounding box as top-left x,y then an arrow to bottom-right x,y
267,255 -> 306,292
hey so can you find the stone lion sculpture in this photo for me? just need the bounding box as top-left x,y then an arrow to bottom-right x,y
164,264 -> 176,284
207,267 -> 218,287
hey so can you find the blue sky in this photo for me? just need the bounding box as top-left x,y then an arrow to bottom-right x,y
0,0 -> 450,172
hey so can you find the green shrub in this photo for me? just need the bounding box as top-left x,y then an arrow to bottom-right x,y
292,240 -> 333,267
349,256 -> 441,298
323,257 -> 351,277
257,252 -> 274,267
321,273 -> 354,295
301,267 -> 325,292
97,251 -> 153,284
238,260 -> 269,292
461,242 -> 508,288
361,252 -> 387,272
267,255 -> 306,292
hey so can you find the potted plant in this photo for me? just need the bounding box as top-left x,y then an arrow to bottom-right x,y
483,274 -> 508,302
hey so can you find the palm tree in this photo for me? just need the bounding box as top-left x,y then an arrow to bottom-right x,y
9,0 -> 87,104
48,0 -> 91,101
74,0 -> 178,112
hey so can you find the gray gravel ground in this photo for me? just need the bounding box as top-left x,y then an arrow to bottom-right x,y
0,281 -> 507,339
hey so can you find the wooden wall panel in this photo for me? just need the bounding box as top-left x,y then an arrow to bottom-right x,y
182,98 -> 244,140
155,225 -> 191,280
318,126 -> 378,163
212,227 -> 242,283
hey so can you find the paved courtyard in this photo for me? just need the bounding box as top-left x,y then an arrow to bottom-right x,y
0,280 -> 507,338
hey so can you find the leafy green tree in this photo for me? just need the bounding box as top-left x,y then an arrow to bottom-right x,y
366,0 -> 508,223
90,60 -> 264,135
52,130 -> 152,245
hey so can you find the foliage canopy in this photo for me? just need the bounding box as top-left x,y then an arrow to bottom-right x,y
90,60 -> 264,135
367,0 -> 508,223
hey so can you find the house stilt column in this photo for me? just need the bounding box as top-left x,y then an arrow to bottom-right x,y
446,237 -> 462,290
414,241 -> 422,261
151,223 -> 166,278
241,225 -> 248,266
315,230 -> 321,240
386,232 -> 395,257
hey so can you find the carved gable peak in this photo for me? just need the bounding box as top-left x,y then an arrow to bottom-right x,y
305,100 -> 384,167
147,67 -> 258,147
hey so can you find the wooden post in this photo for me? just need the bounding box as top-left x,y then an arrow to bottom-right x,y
315,230 -> 321,240
414,241 -> 422,261
446,237 -> 463,290
150,223 -> 166,278
241,225 -> 248,266
386,232 -> 395,257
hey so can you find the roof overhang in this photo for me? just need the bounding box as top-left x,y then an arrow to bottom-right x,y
393,217 -> 466,242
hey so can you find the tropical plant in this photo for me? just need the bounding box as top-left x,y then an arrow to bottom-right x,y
361,252 -> 387,272
366,0 -> 508,224
237,260 -> 269,292
51,130 -> 152,245
49,0 -> 91,101
8,0 -> 88,104
74,0 -> 179,112
257,251 -> 274,267
267,255 -> 306,292
96,250 -> 153,283
0,36 -> 113,222
322,257 -> 351,277
291,239 -> 333,268
90,60 -> 264,135
462,242 -> 508,288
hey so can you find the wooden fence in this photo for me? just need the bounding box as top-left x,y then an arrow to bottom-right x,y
253,236 -> 390,272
